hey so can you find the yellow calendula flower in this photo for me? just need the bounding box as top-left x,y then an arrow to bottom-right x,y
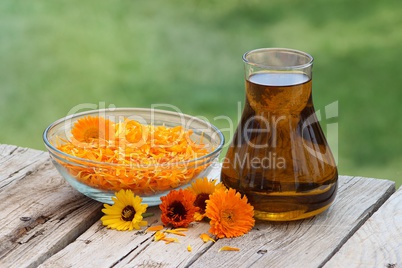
101,189 -> 148,231
188,177 -> 226,221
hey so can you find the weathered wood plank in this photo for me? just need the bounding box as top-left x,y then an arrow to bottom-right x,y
113,217 -> 215,268
324,186 -> 402,268
0,149 -> 103,268
37,167 -> 395,268
0,144 -> 48,189
1,146 -> 398,268
39,206 -> 215,268
190,176 -> 395,268
38,206 -> 161,268
38,165 -> 223,268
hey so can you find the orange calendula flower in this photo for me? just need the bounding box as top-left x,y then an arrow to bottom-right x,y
188,177 -> 226,221
71,116 -> 115,143
205,188 -> 254,238
159,189 -> 197,228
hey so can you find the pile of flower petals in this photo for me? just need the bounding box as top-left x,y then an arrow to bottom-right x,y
57,116 -> 210,194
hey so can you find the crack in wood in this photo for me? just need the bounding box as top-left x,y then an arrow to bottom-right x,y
55,199 -> 94,222
0,155 -> 49,190
130,260 -> 164,268
386,263 -> 398,268
18,228 -> 45,244
110,235 -> 156,268
319,181 -> 396,268
12,215 -> 51,244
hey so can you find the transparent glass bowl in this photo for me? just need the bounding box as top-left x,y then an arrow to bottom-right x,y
43,108 -> 224,206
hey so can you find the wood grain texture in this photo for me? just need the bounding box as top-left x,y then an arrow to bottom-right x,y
39,206 -> 215,268
190,176 -> 395,268
38,173 -> 395,268
0,145 -> 103,268
0,144 -> 48,189
39,165 -> 223,268
39,206 -> 161,268
324,186 -> 402,268
0,146 -> 398,268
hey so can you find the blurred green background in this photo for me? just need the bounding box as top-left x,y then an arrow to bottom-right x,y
1,0 -> 401,186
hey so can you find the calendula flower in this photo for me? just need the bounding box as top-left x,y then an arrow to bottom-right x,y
159,189 -> 197,228
71,116 -> 115,143
205,188 -> 254,238
101,189 -> 148,231
188,177 -> 226,221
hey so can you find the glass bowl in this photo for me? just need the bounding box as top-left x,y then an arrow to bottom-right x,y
43,108 -> 224,206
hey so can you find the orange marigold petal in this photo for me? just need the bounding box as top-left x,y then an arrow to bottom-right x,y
57,116 -> 211,196
163,237 -> 179,244
165,230 -> 186,236
146,225 -> 164,232
219,246 -> 240,252
172,228 -> 188,232
194,212 -> 205,222
154,231 -> 166,241
200,233 -> 216,243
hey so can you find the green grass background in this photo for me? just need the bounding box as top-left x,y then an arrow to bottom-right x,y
1,0 -> 401,185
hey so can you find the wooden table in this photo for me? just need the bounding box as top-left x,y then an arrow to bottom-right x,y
0,144 -> 401,268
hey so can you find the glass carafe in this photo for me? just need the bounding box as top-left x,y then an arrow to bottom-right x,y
221,48 -> 338,221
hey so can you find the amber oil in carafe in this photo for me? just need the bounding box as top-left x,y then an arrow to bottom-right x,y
221,48 -> 338,221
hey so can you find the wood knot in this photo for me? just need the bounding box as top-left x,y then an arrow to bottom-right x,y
20,216 -> 32,222
387,264 -> 397,268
